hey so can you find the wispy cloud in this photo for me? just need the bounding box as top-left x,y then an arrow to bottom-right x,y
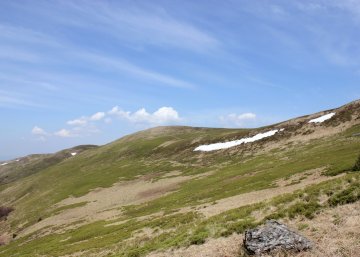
76,52 -> 195,89
0,90 -> 44,108
0,45 -> 41,63
220,112 -> 257,127
54,129 -> 73,138
54,1 -> 219,52
54,125 -> 100,138
0,24 -> 61,47
0,24 -> 196,92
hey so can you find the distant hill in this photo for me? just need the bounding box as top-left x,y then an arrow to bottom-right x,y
0,145 -> 97,185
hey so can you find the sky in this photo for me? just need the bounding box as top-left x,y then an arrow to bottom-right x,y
1,0 -> 360,160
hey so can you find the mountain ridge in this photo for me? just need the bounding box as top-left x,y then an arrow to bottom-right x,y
0,99 -> 359,256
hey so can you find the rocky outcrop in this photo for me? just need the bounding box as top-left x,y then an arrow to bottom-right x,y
244,220 -> 312,255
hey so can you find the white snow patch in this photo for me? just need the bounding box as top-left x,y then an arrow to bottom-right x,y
194,129 -> 283,152
15,159 -> 19,162
1,162 -> 8,166
71,152 -> 77,156
309,112 -> 335,123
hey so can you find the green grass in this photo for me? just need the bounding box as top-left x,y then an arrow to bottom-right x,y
0,160 -> 359,257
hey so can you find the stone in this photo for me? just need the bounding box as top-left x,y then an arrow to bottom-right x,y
243,220 -> 312,255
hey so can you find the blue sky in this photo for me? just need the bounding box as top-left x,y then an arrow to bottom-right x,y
1,0 -> 360,160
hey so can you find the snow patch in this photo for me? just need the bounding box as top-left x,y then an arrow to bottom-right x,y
1,162 -> 8,166
194,129 -> 283,152
309,112 -> 335,123
71,152 -> 77,156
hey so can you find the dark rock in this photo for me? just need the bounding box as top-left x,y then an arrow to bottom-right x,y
243,220 -> 312,255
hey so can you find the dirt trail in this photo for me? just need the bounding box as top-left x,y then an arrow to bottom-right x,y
190,169 -> 344,218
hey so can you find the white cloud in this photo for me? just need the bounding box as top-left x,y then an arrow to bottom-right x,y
153,107 -> 180,123
109,106 -> 181,124
67,117 -> 87,126
44,106 -> 180,140
31,126 -> 48,136
67,111 -> 105,126
89,111 -> 105,121
54,129 -> 73,137
220,112 -> 257,127
108,106 -> 130,117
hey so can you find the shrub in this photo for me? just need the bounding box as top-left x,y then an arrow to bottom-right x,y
328,183 -> 360,206
220,220 -> 257,237
287,201 -> 321,219
0,206 -> 14,219
189,232 -> 207,245
126,249 -> 141,257
352,154 -> 360,171
267,201 -> 321,220
189,228 -> 209,245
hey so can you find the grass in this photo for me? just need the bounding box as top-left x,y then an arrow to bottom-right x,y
0,158 -> 359,257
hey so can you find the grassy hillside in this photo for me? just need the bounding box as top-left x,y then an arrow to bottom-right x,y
0,100 -> 359,256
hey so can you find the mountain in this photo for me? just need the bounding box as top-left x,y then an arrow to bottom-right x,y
0,100 -> 359,257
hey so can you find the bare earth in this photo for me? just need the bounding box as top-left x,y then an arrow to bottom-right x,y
20,173 -> 198,237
